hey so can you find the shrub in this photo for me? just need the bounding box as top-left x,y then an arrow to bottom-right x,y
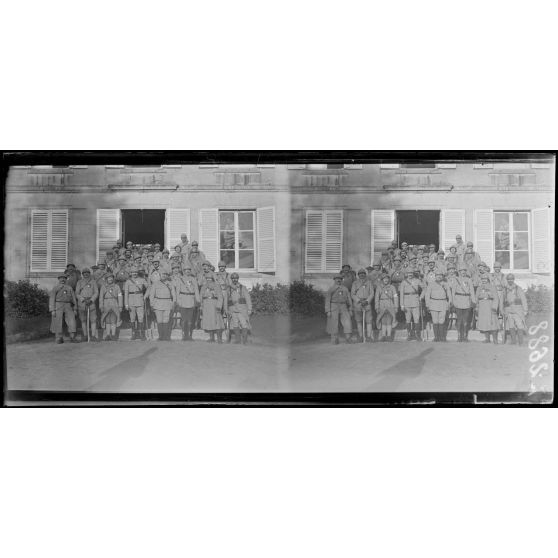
525,284 -> 554,314
5,280 -> 50,318
250,281 -> 325,317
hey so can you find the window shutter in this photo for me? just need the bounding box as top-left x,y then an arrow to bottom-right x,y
324,210 -> 343,272
30,210 -> 49,272
166,209 -> 190,251
532,207 -> 552,273
50,210 -> 68,271
440,209 -> 465,251
305,211 -> 324,273
256,206 -> 276,272
199,208 -> 219,267
96,209 -> 121,263
371,210 -> 395,263
474,209 -> 494,266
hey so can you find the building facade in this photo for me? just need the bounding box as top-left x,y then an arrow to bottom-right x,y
4,159 -> 555,292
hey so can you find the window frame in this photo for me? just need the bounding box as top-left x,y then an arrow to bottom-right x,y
493,210 -> 531,272
305,209 -> 344,274
218,209 -> 257,272
30,208 -> 69,273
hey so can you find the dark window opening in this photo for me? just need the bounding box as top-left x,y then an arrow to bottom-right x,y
397,210 -> 440,248
121,209 -> 165,246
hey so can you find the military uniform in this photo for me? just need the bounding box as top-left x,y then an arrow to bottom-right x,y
400,275 -> 423,340
188,247 -> 207,275
65,267 -> 81,290
449,271 -> 476,341
149,276 -> 175,341
476,281 -> 500,343
351,273 -> 374,342
99,280 -> 123,340
503,279 -> 528,345
49,278 -> 78,342
375,280 -> 398,341
215,270 -> 231,293
172,274 -> 200,340
124,274 -> 148,340
227,279 -> 252,344
490,269 -> 507,314
199,278 -> 225,341
424,279 -> 450,341
341,268 -> 357,291
325,277 -> 353,343
75,271 -> 99,341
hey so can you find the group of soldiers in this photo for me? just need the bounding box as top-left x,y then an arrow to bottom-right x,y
325,234 -> 529,345
48,234 -> 253,345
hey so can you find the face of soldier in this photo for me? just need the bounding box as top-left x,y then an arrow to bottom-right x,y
172,268 -> 180,276
191,245 -> 199,253
382,277 -> 390,286
481,277 -> 489,284
83,272 -> 90,279
459,269 -> 467,277
106,276 -> 114,284
358,273 -> 366,281
219,266 -> 226,272
373,265 -> 380,271
394,261 -> 401,268
335,278 -> 342,285
58,277 -> 66,285
507,278 -> 514,286
232,276 -> 239,285
153,262 -> 159,268
435,274 -> 443,282
494,267 -> 501,273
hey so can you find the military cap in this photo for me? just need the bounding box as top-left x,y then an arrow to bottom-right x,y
183,264 -> 192,270
435,270 -> 444,277
105,273 -> 114,279
98,262 -> 106,267
58,273 -> 67,279
410,255 -> 417,260
466,241 -> 474,247
333,273 -> 343,280
401,241 -> 408,246
494,262 -> 502,268
161,269 -> 170,275
405,269 -> 414,275
162,248 -> 170,254
82,268 -> 91,274
373,259 -> 381,266
381,251 -> 389,256
191,241 -> 199,246
66,263 -> 76,268
202,260 -> 211,266
438,250 -> 445,255
447,263 -> 456,270
342,263 -> 351,269
152,259 -> 160,264
447,253 -> 456,259
428,259 -> 435,264
381,274 -> 391,282
429,244 -> 436,248
170,253 -> 180,258
480,261 -> 487,267
357,268 -> 367,275
230,272 -> 240,279
218,260 -> 226,267
134,254 -> 141,259
506,273 -> 515,280
480,274 -> 490,280
91,264 -> 99,270
154,242 -> 161,247
366,265 -> 373,271
171,264 -> 181,270
393,256 -> 401,261
205,273 -> 215,281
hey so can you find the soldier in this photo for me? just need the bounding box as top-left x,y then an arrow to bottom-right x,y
351,269 -> 374,342
423,259 -> 437,286
99,273 -> 123,341
407,254 -> 418,272
390,240 -> 400,258
125,240 -> 134,254
434,250 -> 447,275
188,241 -> 206,275
491,261 -> 507,320
379,251 -> 392,273
419,254 -> 431,278
123,249 -> 133,267
104,249 -> 116,270
198,260 -> 214,286
199,274 -> 225,343
400,269 -> 423,341
325,274 -> 353,345
64,263 -> 81,290
152,242 -> 163,261
445,252 -> 458,270
227,272 -> 253,345
416,246 -> 425,262
424,271 -> 450,342
114,240 -> 125,256
114,255 -> 129,288
454,234 -> 466,262
149,269 -> 175,341
476,274 -> 500,344
172,264 -> 200,341
124,266 -> 148,340
503,274 -> 528,345
215,260 -> 232,294
375,275 -> 398,342
389,256 -> 405,289
463,243 -> 481,271
449,263 -> 477,342
49,273 -> 79,344
75,268 -> 99,342
427,244 -> 437,261
133,254 -> 144,277
367,260 -> 383,288
158,249 -> 171,274
447,245 -> 459,263
340,264 -> 357,291
171,244 -> 185,266
147,259 -> 162,285
179,233 -> 190,257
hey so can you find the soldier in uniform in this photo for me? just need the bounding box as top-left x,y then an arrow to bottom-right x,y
427,244 -> 437,261
75,268 -> 99,342
198,260 -> 214,287
367,260 -> 383,288
400,269 -> 423,341
476,274 -> 500,343
49,273 -> 79,344
490,261 -> 507,321
152,242 -> 163,261
351,269 -> 374,342
199,274 -> 225,343
64,263 -> 81,290
379,251 -> 392,273
188,241 -> 206,276
424,271 -> 450,342
375,275 -> 398,342
340,264 -> 357,291
171,245 -> 185,266
104,250 -> 116,271
454,234 -> 466,262
215,260 -> 231,294
124,266 -> 148,340
172,264 -> 200,341
325,274 -> 353,345
99,273 -> 123,341
419,254 -> 431,278
389,256 -> 405,289
179,233 -> 190,258
463,243 -> 481,273
226,272 -> 253,345
423,259 -> 437,286
149,270 -> 175,341
158,249 -> 171,274
503,274 -> 528,345
445,252 -> 458,271
449,263 -> 477,342
434,250 -> 447,275
147,259 -> 162,286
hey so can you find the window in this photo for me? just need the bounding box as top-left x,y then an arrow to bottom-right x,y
30,209 -> 69,272
494,211 -> 530,271
219,210 -> 256,269
305,210 -> 343,273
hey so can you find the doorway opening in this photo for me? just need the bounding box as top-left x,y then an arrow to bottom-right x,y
121,209 -> 165,246
397,210 -> 440,249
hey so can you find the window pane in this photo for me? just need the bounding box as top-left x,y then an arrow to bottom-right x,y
239,231 -> 254,249
494,231 -> 510,250
513,213 -> 528,231
513,231 -> 529,250
239,250 -> 254,268
238,212 -> 253,230
220,250 -> 235,267
495,251 -> 510,268
514,251 -> 529,269
219,212 -> 235,230
220,231 -> 235,250
494,213 -> 509,231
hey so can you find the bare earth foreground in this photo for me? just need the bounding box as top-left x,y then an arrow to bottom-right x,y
6,335 -> 553,395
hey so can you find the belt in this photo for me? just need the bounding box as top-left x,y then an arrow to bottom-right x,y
104,296 -> 118,301
155,296 -> 171,300
179,291 -> 195,295
203,296 -> 218,299
431,297 -> 447,301
403,292 -> 418,296
455,292 -> 470,296
55,299 -> 72,303
331,300 -> 348,304
479,296 -> 493,300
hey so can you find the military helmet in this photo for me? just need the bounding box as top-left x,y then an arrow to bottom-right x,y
230,272 -> 240,279
506,273 -> 515,280
218,260 -> 226,267
82,268 -> 91,274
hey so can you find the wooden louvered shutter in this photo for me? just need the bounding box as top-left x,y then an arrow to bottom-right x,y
440,210 -> 465,251
532,207 -> 552,273
96,209 -> 121,263
50,210 -> 69,271
30,210 -> 49,272
256,206 -> 276,272
371,210 -> 395,263
474,209 -> 494,266
324,210 -> 343,272
305,211 -> 324,273
166,209 -> 191,251
199,208 -> 219,267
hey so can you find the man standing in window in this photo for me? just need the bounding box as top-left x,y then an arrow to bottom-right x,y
503,274 -> 528,346
49,273 -> 79,344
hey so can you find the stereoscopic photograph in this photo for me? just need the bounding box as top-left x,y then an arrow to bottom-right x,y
3,152 -> 555,405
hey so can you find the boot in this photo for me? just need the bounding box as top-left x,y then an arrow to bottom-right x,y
441,323 -> 448,342
241,329 -> 248,345
140,325 -> 146,341
209,332 -> 215,343
217,330 -> 223,344
157,324 -> 164,341
432,324 -> 438,342
492,331 -> 498,344
331,335 -> 337,345
406,324 -> 413,341
345,334 -> 353,344
463,328 -> 469,342
55,336 -> 63,344
131,324 -> 137,340
166,321 -> 173,341
517,329 -> 524,346
69,333 -> 80,343
373,329 -> 379,342
483,332 -> 491,343
415,326 -> 422,342
509,329 -> 517,345
390,329 -> 396,342
234,328 -> 241,344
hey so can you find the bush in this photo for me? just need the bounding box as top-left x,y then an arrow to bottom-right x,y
250,281 -> 325,317
5,280 -> 50,318
525,284 -> 554,314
